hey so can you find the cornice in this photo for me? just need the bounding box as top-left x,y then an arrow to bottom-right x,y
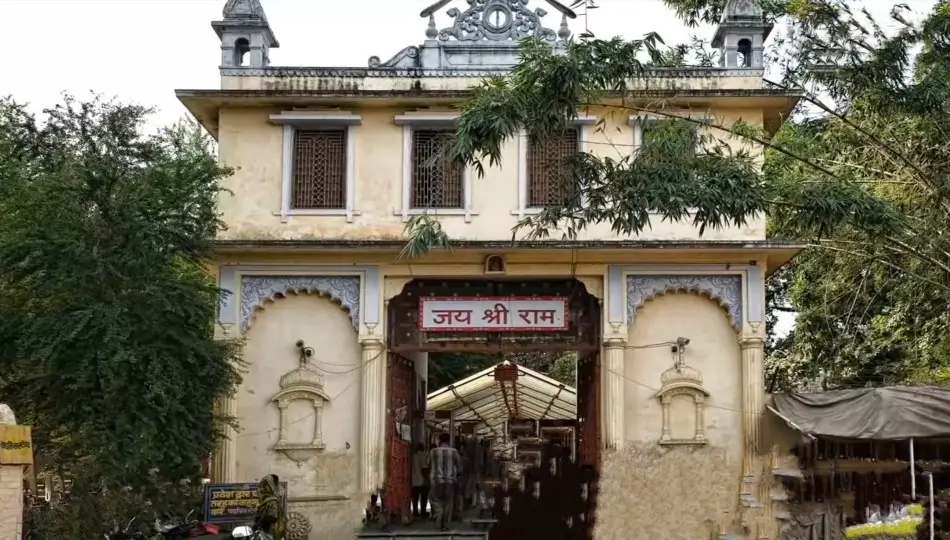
219,66 -> 765,79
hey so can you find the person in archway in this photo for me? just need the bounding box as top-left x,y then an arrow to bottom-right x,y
411,443 -> 430,520
428,433 -> 461,532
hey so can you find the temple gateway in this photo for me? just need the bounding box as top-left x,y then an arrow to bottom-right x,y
177,0 -> 804,538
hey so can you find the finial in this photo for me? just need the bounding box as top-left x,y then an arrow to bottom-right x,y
558,14 -> 571,40
426,14 -> 438,39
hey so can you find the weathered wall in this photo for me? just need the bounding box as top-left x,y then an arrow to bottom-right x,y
215,105 -> 766,243
0,464 -> 22,539
237,293 -> 366,538
596,292 -> 744,539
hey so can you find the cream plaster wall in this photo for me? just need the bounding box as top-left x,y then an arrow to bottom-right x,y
594,292 -> 744,539
216,105 -> 766,242
0,462 -> 23,540
236,293 -> 366,538
624,292 -> 743,453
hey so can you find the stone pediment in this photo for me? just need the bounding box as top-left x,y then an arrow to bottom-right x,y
369,0 -> 572,71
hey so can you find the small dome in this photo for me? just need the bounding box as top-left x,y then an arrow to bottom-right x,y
722,0 -> 764,22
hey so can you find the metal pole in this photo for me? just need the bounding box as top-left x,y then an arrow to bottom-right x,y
911,438 -> 917,500
925,471 -> 934,540
449,410 -> 456,448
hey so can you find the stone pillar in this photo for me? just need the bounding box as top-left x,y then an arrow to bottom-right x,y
360,337 -> 385,493
211,323 -> 237,483
602,338 -> 626,450
213,395 -> 237,483
740,335 -> 765,477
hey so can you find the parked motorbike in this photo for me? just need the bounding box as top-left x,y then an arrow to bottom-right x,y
152,509 -> 252,540
104,517 -> 148,540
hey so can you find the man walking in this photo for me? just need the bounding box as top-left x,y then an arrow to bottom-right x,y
411,443 -> 430,520
427,433 -> 461,532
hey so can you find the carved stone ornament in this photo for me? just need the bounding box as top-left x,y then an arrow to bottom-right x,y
222,0 -> 268,21
627,275 -> 743,330
722,0 -> 764,21
272,362 -> 330,463
656,363 -> 710,446
439,0 -> 558,42
240,276 -> 361,332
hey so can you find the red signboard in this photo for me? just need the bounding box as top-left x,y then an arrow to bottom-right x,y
418,296 -> 569,332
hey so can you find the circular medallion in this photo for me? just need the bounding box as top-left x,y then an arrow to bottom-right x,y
482,5 -> 512,33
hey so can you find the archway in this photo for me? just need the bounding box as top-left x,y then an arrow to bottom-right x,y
375,278 -> 602,540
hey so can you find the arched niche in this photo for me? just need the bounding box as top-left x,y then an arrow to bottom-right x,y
656,364 -> 710,446
272,362 -> 330,463
626,275 -> 743,331
240,275 -> 361,332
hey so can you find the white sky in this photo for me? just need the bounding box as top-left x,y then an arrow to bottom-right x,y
1,0 -> 935,126
0,0 -> 935,336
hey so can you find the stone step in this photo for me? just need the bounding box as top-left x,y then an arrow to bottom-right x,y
357,533 -> 487,540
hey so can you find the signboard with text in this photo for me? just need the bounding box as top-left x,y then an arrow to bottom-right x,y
203,482 -> 288,524
0,425 -> 32,465
419,297 -> 569,332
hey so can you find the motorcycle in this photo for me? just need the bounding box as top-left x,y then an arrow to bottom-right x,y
152,509 -> 254,540
104,517 -> 148,540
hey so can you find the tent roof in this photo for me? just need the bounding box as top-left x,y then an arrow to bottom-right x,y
426,363 -> 577,437
770,386 -> 950,441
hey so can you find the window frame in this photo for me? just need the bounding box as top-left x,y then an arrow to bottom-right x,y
513,115 -> 596,218
394,113 -> 476,223
270,112 -> 362,223
628,113 -> 709,159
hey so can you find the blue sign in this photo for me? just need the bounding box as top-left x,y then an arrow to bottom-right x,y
203,482 -> 288,524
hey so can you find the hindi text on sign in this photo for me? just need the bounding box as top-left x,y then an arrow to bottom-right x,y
419,297 -> 569,332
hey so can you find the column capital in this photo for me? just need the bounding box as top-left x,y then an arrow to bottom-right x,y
739,335 -> 765,349
603,336 -> 627,348
359,335 -> 385,348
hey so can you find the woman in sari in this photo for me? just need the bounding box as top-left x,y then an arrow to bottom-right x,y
254,474 -> 286,540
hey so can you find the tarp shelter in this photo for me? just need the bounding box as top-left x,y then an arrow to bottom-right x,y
426,363 -> 577,438
770,386 -> 950,441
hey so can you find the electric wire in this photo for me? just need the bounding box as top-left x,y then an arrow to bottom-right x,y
232,338 -> 772,440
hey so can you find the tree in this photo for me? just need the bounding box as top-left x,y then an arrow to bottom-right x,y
403,0 -> 950,390
0,95 -> 241,522
428,351 -> 578,391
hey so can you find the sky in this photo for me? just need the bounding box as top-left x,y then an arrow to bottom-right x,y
2,0 -> 935,125
0,0 -> 937,336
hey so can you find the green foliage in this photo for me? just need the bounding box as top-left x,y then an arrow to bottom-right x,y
404,0 -> 950,391
428,352 -> 577,391
844,518 -> 919,538
0,94 -> 241,532
25,479 -> 204,539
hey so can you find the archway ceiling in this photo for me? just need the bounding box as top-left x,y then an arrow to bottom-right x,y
426,363 -> 577,436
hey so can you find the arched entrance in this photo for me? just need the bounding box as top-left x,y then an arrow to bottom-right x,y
382,278 -> 602,540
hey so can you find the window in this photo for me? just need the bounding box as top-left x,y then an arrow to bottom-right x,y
291,129 -> 347,210
526,129 -> 580,207
271,111 -> 361,222
631,116 -> 701,158
410,129 -> 463,209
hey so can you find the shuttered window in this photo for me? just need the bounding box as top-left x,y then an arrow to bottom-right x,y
410,129 -> 464,209
291,129 -> 347,209
526,129 -> 579,207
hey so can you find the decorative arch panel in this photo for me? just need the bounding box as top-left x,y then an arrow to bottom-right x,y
626,275 -> 743,330
240,275 -> 361,332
